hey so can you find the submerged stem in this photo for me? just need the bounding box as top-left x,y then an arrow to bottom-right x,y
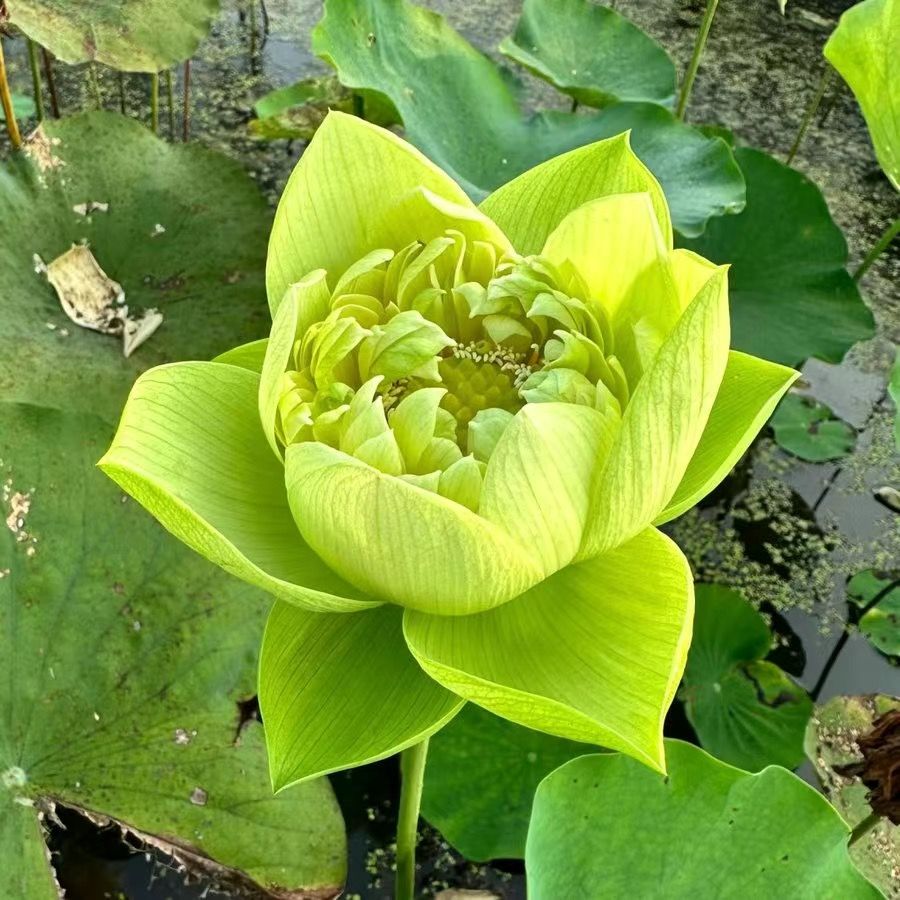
150,71 -> 159,133
182,59 -> 192,141
849,811 -> 882,847
165,68 -> 175,139
786,65 -> 833,164
26,39 -> 43,121
41,47 -> 59,118
810,578 -> 900,701
676,0 -> 719,120
395,739 -> 429,900
87,61 -> 102,110
854,216 -> 900,282
0,36 -> 21,149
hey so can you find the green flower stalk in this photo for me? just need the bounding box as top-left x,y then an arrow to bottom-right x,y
100,114 -> 797,791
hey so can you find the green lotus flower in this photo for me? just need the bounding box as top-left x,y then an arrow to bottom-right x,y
100,113 -> 797,784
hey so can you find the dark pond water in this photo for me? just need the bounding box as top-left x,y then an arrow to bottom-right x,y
4,0 -> 898,896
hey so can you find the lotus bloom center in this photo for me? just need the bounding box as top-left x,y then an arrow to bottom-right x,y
275,229 -> 632,513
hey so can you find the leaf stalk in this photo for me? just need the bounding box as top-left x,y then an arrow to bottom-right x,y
150,71 -> 159,133
0,34 -> 21,149
26,38 -> 43,121
786,65 -> 833,165
676,0 -> 719,120
853,216 -> 900,282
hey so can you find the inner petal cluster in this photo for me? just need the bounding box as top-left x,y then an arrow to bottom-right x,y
275,229 -> 629,512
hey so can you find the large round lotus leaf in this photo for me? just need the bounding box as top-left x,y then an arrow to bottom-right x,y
5,0 -> 218,71
0,112 -> 271,424
498,0 -> 676,108
526,740 -> 878,899
0,401 -> 347,899
681,147 -> 874,365
771,394 -> 857,462
805,695 -> 900,897
312,0 -> 744,237
680,586 -> 812,771
421,704 -> 588,861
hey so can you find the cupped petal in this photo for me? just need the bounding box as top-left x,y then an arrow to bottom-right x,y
267,111 -> 508,313
404,527 -> 694,773
214,339 -> 269,373
480,402 -> 619,576
655,351 -> 799,524
260,602 -> 462,788
541,192 -> 681,382
259,269 -> 331,458
542,192 -> 675,321
99,361 -> 376,613
580,265 -> 730,558
284,441 -> 544,615
480,131 -> 671,256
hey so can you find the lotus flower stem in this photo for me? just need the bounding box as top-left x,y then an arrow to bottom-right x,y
117,71 -> 126,114
395,738 -> 429,900
853,216 -> 900,282
150,71 -> 159,133
41,47 -> 59,118
165,68 -> 175,139
0,36 -> 21,150
26,38 -> 43,122
676,0 -> 719,120
848,810 -> 881,847
183,60 -> 192,141
786,65 -> 833,164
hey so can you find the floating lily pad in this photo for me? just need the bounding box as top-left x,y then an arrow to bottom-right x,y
770,394 -> 858,462
0,93 -> 36,121
805,695 -> 900,897
0,402 -> 347,899
421,704 -> 588,861
825,0 -> 899,190
526,740 -> 878,898
848,570 -> 900,658
680,585 -> 812,771
0,111 -> 271,424
5,0 -> 218,71
681,147 -> 875,365
498,0 -> 676,108
312,0 -> 744,236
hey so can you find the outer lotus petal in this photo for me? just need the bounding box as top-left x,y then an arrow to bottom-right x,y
214,339 -> 269,373
655,351 -> 798,524
284,441 -> 543,614
580,266 -> 730,558
259,269 -> 331,457
260,602 -> 462,788
480,403 -> 619,575
479,131 -> 671,255
267,111 -> 508,312
99,362 -> 376,613
404,527 -> 694,773
670,248 -> 719,312
542,193 -> 676,321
